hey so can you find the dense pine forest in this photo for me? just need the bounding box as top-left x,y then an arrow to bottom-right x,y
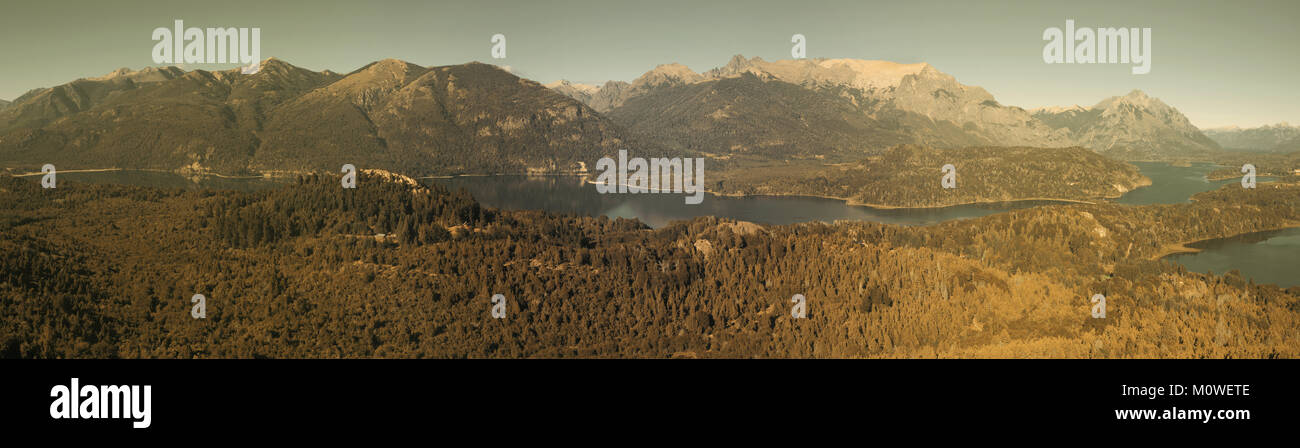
1210,151 -> 1300,180
710,145 -> 1150,208
2,171 -> 1298,358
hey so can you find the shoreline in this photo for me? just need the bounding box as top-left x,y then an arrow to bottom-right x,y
583,176 -> 1109,210
1151,221 -> 1300,260
706,169 -> 1150,209
196,172 -> 266,179
7,166 -> 1245,215
1205,174 -> 1285,182
5,167 -> 588,181
7,166 -> 270,180
440,173 -> 1134,210
709,189 -> 1102,209
10,167 -> 124,177
705,180 -> 1149,209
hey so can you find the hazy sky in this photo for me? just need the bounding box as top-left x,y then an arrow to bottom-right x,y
2,0 -> 1296,127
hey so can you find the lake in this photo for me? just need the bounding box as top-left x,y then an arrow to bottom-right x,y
429,175 -> 1069,228
1112,163 -> 1297,288
1165,227 -> 1300,288
33,170 -> 290,191
1115,161 -> 1271,205
23,165 -> 1298,287
36,163 -> 1267,228
431,162 -> 1277,227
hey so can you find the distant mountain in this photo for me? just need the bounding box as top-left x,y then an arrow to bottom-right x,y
556,63 -> 706,113
0,66 -> 185,131
706,55 -> 931,91
0,99 -> 9,110
549,55 -> 1237,159
1203,123 -> 1300,152
704,55 -> 1072,148
542,80 -> 601,106
0,59 -> 639,176
1279,135 -> 1300,153
1031,90 -> 1220,158
555,55 -> 1076,161
607,72 -> 915,159
0,54 -> 1239,177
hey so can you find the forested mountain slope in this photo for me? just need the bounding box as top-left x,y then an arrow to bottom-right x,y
0,59 -> 645,176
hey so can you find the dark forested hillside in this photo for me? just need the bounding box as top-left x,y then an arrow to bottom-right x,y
0,59 -> 649,177
1209,151 -> 1300,180
255,61 -> 644,175
2,173 -> 1297,358
711,145 -> 1151,208
0,66 -> 186,131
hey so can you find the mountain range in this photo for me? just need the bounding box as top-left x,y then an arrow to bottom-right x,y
1203,123 -> 1300,152
0,58 -> 640,176
0,54 -> 1243,178
1029,90 -> 1222,159
551,55 -> 1222,160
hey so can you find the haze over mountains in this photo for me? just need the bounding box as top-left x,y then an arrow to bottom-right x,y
552,55 -> 1222,160
1030,90 -> 1221,159
0,54 -> 1249,179
1203,123 -> 1300,152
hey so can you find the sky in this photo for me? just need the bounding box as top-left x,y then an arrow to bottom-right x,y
1,0 -> 1296,128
